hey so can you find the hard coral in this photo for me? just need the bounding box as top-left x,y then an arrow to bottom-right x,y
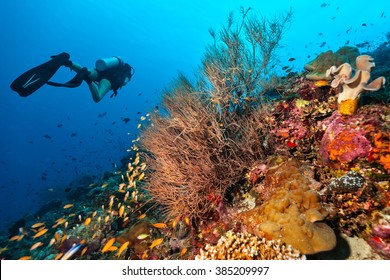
195,230 -> 305,260
326,55 -> 386,115
239,157 -> 336,254
305,46 -> 359,80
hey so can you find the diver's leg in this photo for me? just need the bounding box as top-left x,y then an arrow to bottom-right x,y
68,62 -> 98,81
88,79 -> 111,103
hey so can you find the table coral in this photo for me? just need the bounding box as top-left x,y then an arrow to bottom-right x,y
304,46 -> 359,80
195,230 -> 305,260
239,157 -> 336,254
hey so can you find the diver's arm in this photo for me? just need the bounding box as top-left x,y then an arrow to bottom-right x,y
88,79 -> 111,103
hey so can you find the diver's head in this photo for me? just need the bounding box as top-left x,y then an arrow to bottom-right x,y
123,63 -> 134,84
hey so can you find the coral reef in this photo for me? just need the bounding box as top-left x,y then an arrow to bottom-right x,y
240,157 -> 336,254
1,10 -> 389,261
196,230 -> 305,260
326,55 -> 386,115
304,46 -> 360,80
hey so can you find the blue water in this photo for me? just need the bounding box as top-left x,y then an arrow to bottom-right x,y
0,0 -> 388,232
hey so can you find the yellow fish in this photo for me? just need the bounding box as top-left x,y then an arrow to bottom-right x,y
119,205 -> 125,217
140,116 -> 146,121
30,242 -> 43,251
63,204 -> 74,209
117,241 -> 129,257
33,228 -> 48,239
149,238 -> 163,250
137,234 -> 149,240
314,80 -> 329,87
19,256 -> 31,260
31,222 -> 45,229
138,172 -> 145,181
101,238 -> 116,253
151,223 -> 167,229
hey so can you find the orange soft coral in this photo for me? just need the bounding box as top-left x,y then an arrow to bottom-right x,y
371,132 -> 390,172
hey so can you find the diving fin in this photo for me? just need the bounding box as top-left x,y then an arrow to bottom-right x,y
10,52 -> 71,97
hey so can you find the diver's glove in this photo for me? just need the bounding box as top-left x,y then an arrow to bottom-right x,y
50,52 -> 72,68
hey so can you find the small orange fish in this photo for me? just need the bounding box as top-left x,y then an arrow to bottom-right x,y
101,238 -> 116,253
141,250 -> 148,260
54,253 -> 64,260
179,248 -> 187,257
84,217 -> 91,226
33,228 -> 48,239
151,223 -> 167,229
9,235 -> 22,242
119,205 -> 125,217
61,235 -> 67,244
31,222 -> 45,229
117,241 -> 129,257
30,242 -> 43,251
108,246 -> 118,252
19,256 -> 31,260
54,232 -> 60,242
63,204 -> 74,209
149,238 -> 163,250
137,213 -> 146,220
81,246 -> 88,257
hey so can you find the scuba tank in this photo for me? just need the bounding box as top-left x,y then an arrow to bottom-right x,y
95,56 -> 124,71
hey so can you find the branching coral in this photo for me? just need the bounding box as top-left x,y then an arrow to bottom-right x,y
200,7 -> 293,118
140,75 -> 273,222
196,230 -> 305,260
326,55 -> 386,115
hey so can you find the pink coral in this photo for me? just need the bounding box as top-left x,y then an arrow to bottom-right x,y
320,112 -> 372,164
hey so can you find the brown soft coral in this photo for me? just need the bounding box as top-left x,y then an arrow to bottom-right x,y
239,157 -> 336,254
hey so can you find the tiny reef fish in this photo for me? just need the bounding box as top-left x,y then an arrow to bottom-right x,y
149,238 -> 163,250
33,228 -> 48,239
101,238 -> 116,253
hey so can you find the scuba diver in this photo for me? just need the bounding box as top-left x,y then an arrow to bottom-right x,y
10,52 -> 135,103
